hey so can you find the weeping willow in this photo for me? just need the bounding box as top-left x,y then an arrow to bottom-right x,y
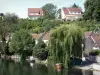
49,24 -> 83,68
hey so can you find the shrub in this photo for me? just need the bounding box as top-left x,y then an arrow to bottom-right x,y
34,48 -> 48,60
9,29 -> 35,59
33,39 -> 48,60
89,50 -> 100,56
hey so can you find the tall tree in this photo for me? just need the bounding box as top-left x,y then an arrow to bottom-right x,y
0,13 -> 18,55
9,29 -> 35,60
57,9 -> 61,19
84,0 -> 100,21
49,24 -> 83,68
33,39 -> 48,60
72,3 -> 79,8
42,3 -> 57,19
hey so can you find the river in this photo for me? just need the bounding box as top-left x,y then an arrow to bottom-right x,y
0,59 -> 99,75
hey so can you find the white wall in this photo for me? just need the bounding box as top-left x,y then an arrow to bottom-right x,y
29,16 -> 40,20
61,9 -> 65,19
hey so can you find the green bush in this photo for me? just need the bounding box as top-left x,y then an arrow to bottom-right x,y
89,50 -> 100,56
9,29 -> 35,59
33,39 -> 48,60
34,48 -> 48,60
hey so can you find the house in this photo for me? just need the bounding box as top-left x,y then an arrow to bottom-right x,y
32,33 -> 42,44
61,7 -> 82,21
42,32 -> 50,45
28,8 -> 43,19
84,31 -> 100,54
32,32 -> 50,45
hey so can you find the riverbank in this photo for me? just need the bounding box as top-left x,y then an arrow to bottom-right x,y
75,62 -> 100,71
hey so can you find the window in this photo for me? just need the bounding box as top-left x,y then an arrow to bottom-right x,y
30,12 -> 39,15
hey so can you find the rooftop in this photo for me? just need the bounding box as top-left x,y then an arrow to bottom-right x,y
28,8 -> 43,16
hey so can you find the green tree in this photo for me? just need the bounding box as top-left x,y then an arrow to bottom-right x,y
49,24 -> 83,68
57,9 -> 61,19
84,0 -> 100,21
18,19 -> 42,33
0,13 -> 18,55
39,20 -> 62,32
72,3 -> 79,8
42,3 -> 57,19
33,39 -> 48,60
9,29 -> 35,60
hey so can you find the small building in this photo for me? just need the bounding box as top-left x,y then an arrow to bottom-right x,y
32,33 -> 42,44
28,8 -> 43,20
42,32 -> 50,45
32,32 -> 50,45
61,7 -> 82,21
84,31 -> 100,55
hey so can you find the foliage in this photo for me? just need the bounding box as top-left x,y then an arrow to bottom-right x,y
18,17 -> 62,33
9,29 -> 35,59
42,20 -> 63,32
0,42 -> 2,51
42,3 -> 57,19
75,20 -> 100,31
57,9 -> 61,19
84,0 -> 100,21
33,39 -> 48,60
33,27 -> 40,33
32,20 -> 63,33
0,13 -> 18,55
49,24 -> 83,68
72,3 -> 79,8
18,19 -> 41,30
89,50 -> 100,56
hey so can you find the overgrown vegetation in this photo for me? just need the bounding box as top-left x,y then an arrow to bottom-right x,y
9,29 -> 35,59
84,0 -> 100,21
0,2 -> 100,68
49,24 -> 83,68
33,39 -> 48,60
0,13 -> 18,55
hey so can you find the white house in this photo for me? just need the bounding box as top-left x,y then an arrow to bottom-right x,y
28,8 -> 43,20
61,7 -> 82,21
84,31 -> 100,54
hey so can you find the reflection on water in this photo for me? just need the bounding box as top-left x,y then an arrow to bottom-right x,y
0,59 -> 99,75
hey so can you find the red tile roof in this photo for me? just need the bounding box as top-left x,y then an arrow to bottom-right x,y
28,8 -> 43,16
63,7 -> 82,15
68,7 -> 82,12
63,8 -> 69,15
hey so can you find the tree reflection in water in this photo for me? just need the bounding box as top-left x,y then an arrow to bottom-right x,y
0,59 -> 94,75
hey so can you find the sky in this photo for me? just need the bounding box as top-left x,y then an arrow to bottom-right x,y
0,0 -> 85,18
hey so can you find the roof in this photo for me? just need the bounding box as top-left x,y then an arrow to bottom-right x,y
85,31 -> 100,47
85,31 -> 92,38
63,7 -> 82,15
32,32 -> 50,41
32,34 -> 42,39
28,8 -> 43,16
42,32 -> 50,40
63,8 -> 69,15
91,33 -> 100,47
68,7 -> 82,12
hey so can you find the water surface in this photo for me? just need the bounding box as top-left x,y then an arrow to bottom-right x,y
0,59 -> 98,75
